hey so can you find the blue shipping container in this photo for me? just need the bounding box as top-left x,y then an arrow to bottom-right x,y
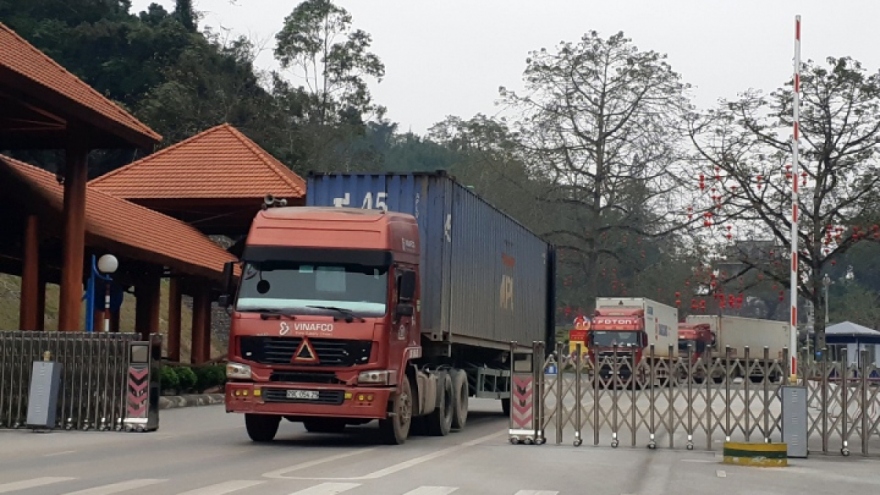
306,171 -> 555,350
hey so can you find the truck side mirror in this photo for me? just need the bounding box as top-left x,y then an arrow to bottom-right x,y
641,333 -> 648,347
396,303 -> 414,317
399,271 -> 416,301
220,261 -> 235,308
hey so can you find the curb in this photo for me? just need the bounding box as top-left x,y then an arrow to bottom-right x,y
159,393 -> 225,410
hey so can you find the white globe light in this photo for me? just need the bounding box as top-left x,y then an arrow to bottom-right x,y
97,254 -> 118,274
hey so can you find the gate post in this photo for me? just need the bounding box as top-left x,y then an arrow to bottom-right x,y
122,334 -> 161,432
508,341 -> 537,445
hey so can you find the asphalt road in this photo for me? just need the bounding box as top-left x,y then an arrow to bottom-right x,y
1,399 -> 879,495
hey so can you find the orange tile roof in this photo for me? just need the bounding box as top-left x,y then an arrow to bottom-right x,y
0,155 -> 237,282
0,22 -> 161,146
89,123 -> 305,200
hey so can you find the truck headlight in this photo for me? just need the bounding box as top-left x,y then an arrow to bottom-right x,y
358,370 -> 394,385
226,362 -> 252,379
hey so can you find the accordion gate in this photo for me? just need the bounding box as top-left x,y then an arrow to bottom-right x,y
0,331 -> 161,432
508,341 -> 880,457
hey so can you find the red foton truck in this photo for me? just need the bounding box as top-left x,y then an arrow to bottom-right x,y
586,297 -> 678,383
219,172 -> 555,445
677,322 -> 714,361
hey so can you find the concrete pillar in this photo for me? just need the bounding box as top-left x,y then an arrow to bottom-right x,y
58,144 -> 88,331
167,277 -> 182,362
191,285 -> 211,364
19,214 -> 40,330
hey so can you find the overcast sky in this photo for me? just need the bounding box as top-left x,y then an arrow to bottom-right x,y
131,0 -> 880,136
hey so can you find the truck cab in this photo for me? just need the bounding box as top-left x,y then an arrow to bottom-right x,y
222,206 -> 425,444
677,322 -> 714,361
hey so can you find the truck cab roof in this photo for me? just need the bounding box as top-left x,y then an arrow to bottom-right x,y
245,206 -> 420,264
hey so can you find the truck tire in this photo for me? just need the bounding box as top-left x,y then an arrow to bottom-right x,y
245,414 -> 280,442
426,372 -> 454,436
379,375 -> 413,445
451,369 -> 468,430
303,419 -> 346,433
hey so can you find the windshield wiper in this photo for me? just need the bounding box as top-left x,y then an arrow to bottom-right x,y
240,308 -> 298,320
305,305 -> 365,322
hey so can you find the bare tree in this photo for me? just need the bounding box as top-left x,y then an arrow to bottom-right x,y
499,31 -> 693,304
688,56 -> 880,348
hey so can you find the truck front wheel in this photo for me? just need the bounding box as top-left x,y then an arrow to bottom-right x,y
245,414 -> 280,442
379,376 -> 413,445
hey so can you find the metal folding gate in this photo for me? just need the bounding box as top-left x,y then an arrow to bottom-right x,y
0,331 -> 161,432
509,341 -> 880,457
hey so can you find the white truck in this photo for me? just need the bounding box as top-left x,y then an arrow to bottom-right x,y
685,315 -> 789,383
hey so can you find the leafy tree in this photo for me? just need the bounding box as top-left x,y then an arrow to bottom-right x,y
498,31 -> 692,308
274,0 -> 385,126
688,56 -> 880,348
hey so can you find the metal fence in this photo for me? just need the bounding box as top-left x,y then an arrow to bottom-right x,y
508,341 -> 880,457
0,331 -> 160,432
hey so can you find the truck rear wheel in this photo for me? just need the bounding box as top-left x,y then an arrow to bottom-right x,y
379,375 -> 413,445
245,414 -> 280,442
427,372 -> 454,436
451,369 -> 468,430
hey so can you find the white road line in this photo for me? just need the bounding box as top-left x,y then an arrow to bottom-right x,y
0,477 -> 74,493
176,480 -> 265,495
402,487 -> 459,495
288,482 -> 361,495
267,430 -> 505,481
44,450 -> 76,457
262,449 -> 376,478
62,479 -> 166,495
514,491 -> 559,495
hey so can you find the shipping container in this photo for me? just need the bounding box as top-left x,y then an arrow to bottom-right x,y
306,171 -> 555,351
686,315 -> 790,360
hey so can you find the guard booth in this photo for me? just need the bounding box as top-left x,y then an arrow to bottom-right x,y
0,331 -> 162,432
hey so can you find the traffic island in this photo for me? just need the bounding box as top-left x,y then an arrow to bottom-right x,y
722,442 -> 788,467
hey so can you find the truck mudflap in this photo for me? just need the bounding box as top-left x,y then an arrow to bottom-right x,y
225,382 -> 394,420
508,341 -> 546,446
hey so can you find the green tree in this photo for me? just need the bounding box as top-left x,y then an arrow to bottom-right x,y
274,0 -> 385,126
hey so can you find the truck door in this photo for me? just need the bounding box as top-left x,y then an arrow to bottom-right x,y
392,267 -> 418,363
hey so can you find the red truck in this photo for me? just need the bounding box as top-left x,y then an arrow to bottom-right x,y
219,172 -> 556,445
677,322 -> 714,361
586,297 -> 679,384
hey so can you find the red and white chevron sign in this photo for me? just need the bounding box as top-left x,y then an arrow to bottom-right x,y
511,375 -> 534,428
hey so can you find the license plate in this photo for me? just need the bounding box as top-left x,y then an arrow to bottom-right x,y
286,389 -> 319,400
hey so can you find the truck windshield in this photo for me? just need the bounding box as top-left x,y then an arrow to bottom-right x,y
679,339 -> 706,353
591,330 -> 640,347
235,261 -> 389,317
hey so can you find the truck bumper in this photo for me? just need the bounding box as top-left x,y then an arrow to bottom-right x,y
224,381 -> 394,420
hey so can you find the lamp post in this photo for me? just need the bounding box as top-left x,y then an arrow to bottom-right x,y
85,254 -> 118,332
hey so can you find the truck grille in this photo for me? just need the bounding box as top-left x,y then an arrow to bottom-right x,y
270,371 -> 342,384
240,336 -> 371,367
262,388 -> 345,405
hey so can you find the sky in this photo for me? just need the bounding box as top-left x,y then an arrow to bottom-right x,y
131,0 -> 880,136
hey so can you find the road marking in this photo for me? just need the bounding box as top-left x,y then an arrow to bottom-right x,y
716,470 -> 727,478
679,459 -> 715,463
514,491 -> 559,495
0,477 -> 74,493
63,479 -> 166,494
266,430 -> 505,481
263,449 -> 376,478
44,450 -> 76,457
402,487 -> 459,495
288,482 -> 361,494
176,480 -> 265,495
